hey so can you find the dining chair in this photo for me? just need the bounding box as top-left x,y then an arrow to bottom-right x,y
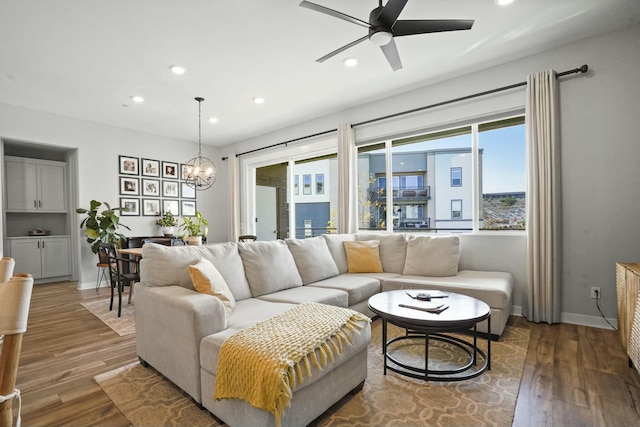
95,247 -> 110,291
239,235 -> 257,242
100,243 -> 139,317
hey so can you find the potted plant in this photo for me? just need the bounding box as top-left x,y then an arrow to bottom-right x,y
156,211 -> 178,237
76,200 -> 130,254
179,211 -> 208,246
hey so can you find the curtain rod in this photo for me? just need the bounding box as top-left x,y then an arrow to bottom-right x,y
223,64 -> 588,160
353,64 -> 588,128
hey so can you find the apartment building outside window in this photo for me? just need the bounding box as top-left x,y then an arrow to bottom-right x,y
451,167 -> 462,187
451,199 -> 462,219
303,174 -> 311,195
316,174 -> 324,194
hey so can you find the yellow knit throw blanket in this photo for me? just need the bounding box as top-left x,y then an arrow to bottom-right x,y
213,302 -> 370,426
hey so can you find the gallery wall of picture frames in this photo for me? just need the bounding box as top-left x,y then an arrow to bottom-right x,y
118,155 -> 197,217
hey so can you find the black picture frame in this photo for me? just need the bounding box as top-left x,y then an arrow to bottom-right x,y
181,182 -> 196,199
119,176 -> 139,195
162,199 -> 180,216
181,200 -> 196,216
120,198 -> 140,216
141,158 -> 160,177
119,155 -> 139,175
162,180 -> 179,198
162,161 -> 179,179
142,198 -> 161,216
142,179 -> 160,197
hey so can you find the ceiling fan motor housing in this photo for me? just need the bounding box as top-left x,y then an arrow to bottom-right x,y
368,6 -> 393,46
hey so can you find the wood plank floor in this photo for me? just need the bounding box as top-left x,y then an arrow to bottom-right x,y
6,281 -> 640,426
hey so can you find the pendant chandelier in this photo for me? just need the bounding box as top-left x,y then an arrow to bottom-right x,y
184,97 -> 216,190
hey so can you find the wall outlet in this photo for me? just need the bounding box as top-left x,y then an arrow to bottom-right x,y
591,287 -> 601,299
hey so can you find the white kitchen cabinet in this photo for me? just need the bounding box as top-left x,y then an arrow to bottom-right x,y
5,156 -> 66,212
9,236 -> 71,280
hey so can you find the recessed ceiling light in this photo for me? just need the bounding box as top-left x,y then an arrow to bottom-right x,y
130,95 -> 144,103
496,0 -> 514,5
253,97 -> 265,104
208,117 -> 218,124
170,65 -> 186,75
343,57 -> 358,67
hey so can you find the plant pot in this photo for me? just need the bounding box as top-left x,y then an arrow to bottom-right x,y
161,226 -> 176,237
187,236 -> 202,246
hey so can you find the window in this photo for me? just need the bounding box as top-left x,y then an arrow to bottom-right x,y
451,199 -> 462,219
451,167 -> 462,187
316,174 -> 324,194
303,174 -> 311,195
294,175 -> 299,195
357,115 -> 525,233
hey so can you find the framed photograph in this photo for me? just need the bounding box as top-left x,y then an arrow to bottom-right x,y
142,179 -> 160,196
142,198 -> 161,216
181,200 -> 196,217
141,158 -> 160,177
162,199 -> 180,216
119,155 -> 139,175
162,180 -> 179,198
119,176 -> 139,195
120,198 -> 140,216
180,163 -> 190,180
162,161 -> 179,179
181,182 -> 196,199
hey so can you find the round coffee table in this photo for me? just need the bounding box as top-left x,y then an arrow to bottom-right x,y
368,290 -> 491,381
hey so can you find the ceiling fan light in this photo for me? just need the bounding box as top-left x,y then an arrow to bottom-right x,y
370,31 -> 392,46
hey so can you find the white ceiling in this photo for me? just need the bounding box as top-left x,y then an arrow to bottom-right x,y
1,0 -> 639,147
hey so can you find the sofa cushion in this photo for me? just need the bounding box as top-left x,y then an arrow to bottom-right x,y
355,234 -> 407,273
140,242 -> 252,300
321,234 -> 355,274
285,237 -> 339,285
188,257 -> 235,316
256,286 -> 348,308
238,240 -> 303,297
402,235 -> 460,277
306,274 -> 381,306
344,240 -> 383,273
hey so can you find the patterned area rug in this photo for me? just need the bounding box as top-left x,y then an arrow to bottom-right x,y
81,298 -> 135,336
94,320 -> 529,427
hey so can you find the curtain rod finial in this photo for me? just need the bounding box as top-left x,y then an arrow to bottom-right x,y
579,64 -> 588,73
222,156 -> 228,161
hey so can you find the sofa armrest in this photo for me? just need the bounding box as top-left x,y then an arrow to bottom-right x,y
134,282 -> 227,402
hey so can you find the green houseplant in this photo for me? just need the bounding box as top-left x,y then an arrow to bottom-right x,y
156,210 -> 178,237
76,200 -> 130,254
179,211 -> 208,245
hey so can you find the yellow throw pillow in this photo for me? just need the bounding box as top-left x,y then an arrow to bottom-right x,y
188,258 -> 235,316
343,240 -> 384,273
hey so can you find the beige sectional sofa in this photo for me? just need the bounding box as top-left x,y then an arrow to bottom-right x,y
134,233 -> 513,427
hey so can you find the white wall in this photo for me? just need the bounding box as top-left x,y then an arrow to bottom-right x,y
224,24 -> 640,327
0,103 -> 227,289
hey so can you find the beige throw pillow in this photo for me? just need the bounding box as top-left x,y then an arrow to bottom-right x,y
343,240 -> 384,273
402,235 -> 460,277
188,257 -> 236,316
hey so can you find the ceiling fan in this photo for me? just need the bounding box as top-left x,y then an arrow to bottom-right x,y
300,0 -> 474,71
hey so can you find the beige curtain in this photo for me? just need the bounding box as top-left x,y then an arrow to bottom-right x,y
227,155 -> 241,242
525,69 -> 562,324
337,123 -> 356,233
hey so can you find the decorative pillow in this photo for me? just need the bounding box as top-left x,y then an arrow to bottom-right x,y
402,235 -> 460,277
238,240 -> 303,297
188,257 -> 236,316
343,240 -> 384,273
355,233 -> 407,273
321,234 -> 355,274
285,237 -> 339,285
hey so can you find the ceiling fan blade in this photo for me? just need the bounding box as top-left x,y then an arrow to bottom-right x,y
380,38 -> 402,71
377,0 -> 408,27
393,19 -> 474,36
316,35 -> 369,63
299,1 -> 370,28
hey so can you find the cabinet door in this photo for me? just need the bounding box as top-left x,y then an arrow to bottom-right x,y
41,237 -> 71,277
38,164 -> 66,212
5,161 -> 39,211
10,239 -> 43,279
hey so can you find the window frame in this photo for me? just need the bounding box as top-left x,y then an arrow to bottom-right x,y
450,167 -> 462,187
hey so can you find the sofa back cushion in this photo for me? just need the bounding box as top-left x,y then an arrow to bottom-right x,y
238,240 -> 303,297
356,233 -> 407,273
285,237 -> 339,285
321,234 -> 355,274
140,242 -> 253,300
343,240 -> 384,273
402,235 -> 461,277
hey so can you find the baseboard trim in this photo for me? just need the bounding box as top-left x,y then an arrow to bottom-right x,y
511,305 -> 617,330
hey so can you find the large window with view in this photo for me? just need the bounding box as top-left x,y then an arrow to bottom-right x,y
357,116 -> 525,233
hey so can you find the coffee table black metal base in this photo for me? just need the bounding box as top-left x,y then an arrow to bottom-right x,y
382,318 -> 490,382
369,290 -> 492,382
